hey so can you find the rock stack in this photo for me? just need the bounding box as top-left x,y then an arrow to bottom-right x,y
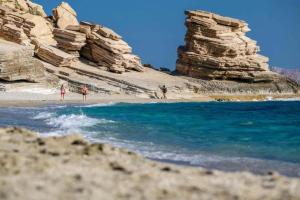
0,39 -> 44,82
176,10 -> 279,82
79,22 -> 144,73
53,28 -> 86,57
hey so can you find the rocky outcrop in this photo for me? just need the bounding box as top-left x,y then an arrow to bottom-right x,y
0,5 -> 54,45
176,10 -> 281,83
32,39 -> 76,67
271,67 -> 300,84
0,39 -> 44,82
0,0 -> 29,12
0,127 -> 299,200
78,22 -> 144,73
0,0 -> 144,74
26,0 -> 47,17
53,28 -> 86,57
52,2 -> 79,29
0,1 -> 144,75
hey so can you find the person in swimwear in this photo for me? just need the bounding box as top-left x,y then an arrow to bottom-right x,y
60,84 -> 66,101
160,85 -> 167,99
81,85 -> 88,102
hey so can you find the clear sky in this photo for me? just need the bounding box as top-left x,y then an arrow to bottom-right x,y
35,0 -> 300,69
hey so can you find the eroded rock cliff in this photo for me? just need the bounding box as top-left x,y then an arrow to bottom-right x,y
176,10 -> 281,83
77,22 -> 144,73
0,1 -> 298,97
0,39 -> 44,82
0,0 -> 144,74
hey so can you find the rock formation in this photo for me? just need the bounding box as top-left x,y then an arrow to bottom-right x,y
0,1 -> 298,96
0,5 -> 54,45
0,0 -> 29,12
0,39 -> 44,82
0,0 -> 144,74
26,0 -> 47,17
52,2 -> 79,29
76,22 -> 144,73
53,28 -> 86,57
176,10 -> 280,83
32,39 -> 76,67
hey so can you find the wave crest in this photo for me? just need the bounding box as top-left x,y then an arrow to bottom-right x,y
46,114 -> 113,129
78,102 -> 117,108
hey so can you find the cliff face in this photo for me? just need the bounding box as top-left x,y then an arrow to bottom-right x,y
176,10 -> 280,83
0,39 -> 44,82
0,1 -> 144,76
0,2 -> 298,97
271,67 -> 300,84
0,0 -> 152,95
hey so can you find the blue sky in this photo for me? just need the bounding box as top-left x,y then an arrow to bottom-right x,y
35,0 -> 300,69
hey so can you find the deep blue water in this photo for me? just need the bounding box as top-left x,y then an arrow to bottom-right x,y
0,101 -> 300,176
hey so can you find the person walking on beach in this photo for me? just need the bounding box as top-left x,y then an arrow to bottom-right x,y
81,85 -> 88,102
160,85 -> 168,99
60,84 -> 66,101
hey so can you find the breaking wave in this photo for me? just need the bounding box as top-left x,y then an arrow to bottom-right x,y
32,112 -> 55,120
77,102 -> 117,108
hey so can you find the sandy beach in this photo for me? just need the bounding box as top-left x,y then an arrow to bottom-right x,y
1,89 -> 299,107
0,127 -> 299,200
0,90 -> 213,107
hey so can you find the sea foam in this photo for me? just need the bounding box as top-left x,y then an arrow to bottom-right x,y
32,112 -> 55,120
46,113 -> 113,129
77,102 -> 117,108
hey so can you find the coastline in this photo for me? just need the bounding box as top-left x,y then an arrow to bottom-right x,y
0,127 -> 299,200
0,91 -> 299,107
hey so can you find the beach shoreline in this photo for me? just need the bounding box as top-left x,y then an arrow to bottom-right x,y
0,91 -> 299,107
0,127 -> 299,200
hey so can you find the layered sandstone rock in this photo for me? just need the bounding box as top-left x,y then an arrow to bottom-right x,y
0,5 -> 54,45
0,1 -> 144,75
0,6 -> 31,45
0,0 -> 29,12
0,39 -> 44,82
176,10 -> 279,82
26,0 -> 47,17
53,28 -> 86,57
52,2 -> 79,29
32,39 -> 76,67
78,22 -> 144,73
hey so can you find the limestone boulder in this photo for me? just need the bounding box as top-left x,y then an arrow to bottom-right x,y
52,2 -> 79,29
0,39 -> 44,82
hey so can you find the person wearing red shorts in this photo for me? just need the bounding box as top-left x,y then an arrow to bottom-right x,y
60,84 -> 66,101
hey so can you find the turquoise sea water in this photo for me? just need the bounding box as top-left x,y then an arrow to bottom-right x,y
0,101 -> 300,176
